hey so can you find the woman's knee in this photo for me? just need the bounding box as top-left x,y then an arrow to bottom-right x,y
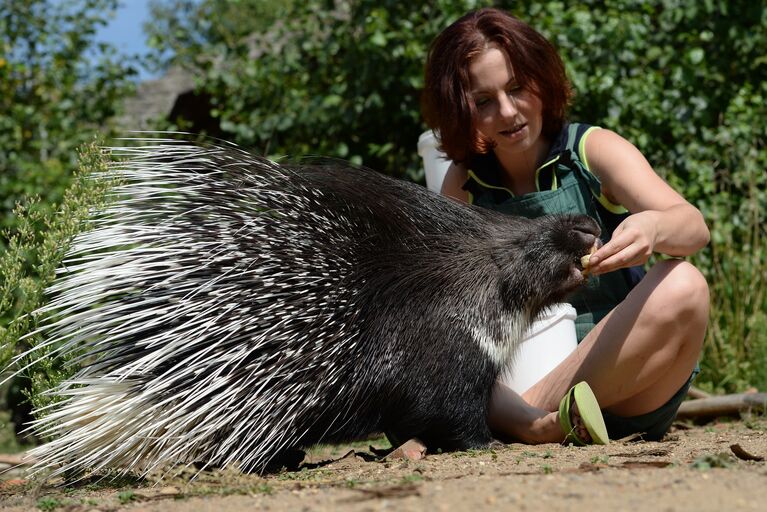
647,260 -> 709,331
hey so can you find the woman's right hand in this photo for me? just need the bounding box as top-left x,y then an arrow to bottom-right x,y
587,210 -> 658,275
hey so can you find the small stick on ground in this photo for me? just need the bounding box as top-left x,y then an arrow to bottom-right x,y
686,386 -> 711,400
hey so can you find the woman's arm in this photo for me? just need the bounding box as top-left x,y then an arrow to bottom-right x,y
440,163 -> 470,203
584,129 -> 710,275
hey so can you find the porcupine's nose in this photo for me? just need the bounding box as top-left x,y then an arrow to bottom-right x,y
572,228 -> 598,249
570,217 -> 601,251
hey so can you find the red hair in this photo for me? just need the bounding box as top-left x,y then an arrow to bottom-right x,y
422,8 -> 572,163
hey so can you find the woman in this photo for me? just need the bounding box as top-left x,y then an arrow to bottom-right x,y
422,8 -> 709,444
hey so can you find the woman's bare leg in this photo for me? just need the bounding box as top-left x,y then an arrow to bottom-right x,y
488,260 -> 709,442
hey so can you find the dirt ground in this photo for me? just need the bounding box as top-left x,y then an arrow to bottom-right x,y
1,417 -> 766,512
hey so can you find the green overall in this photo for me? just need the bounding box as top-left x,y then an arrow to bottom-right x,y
464,123 -> 644,342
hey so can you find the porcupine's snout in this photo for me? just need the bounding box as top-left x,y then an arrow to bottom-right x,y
570,219 -> 601,252
556,215 -> 602,290
567,215 -> 602,276
501,214 -> 602,310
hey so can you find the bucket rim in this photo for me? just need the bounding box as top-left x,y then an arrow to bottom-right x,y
523,303 -> 577,340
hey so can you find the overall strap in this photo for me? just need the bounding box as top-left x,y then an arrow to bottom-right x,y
545,123 -> 599,195
566,123 -> 585,153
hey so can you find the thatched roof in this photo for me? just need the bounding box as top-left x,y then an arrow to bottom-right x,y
117,66 -> 196,130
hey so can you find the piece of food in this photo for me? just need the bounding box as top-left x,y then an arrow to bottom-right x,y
580,245 -> 598,274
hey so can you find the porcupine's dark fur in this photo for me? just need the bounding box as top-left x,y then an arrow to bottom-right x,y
14,135 -> 600,478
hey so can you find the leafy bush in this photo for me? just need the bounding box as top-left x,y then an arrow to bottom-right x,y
0,0 -> 135,246
0,1 -> 136,429
0,142 -> 116,412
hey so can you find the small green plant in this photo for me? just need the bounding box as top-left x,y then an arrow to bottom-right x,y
277,467 -> 331,481
690,453 -> 737,471
401,473 -> 424,484
590,455 -> 610,464
541,464 -> 553,474
117,490 -> 136,504
254,483 -> 274,495
0,411 -> 27,453
0,140 -> 118,418
78,471 -> 144,491
36,497 -> 61,511
456,447 -> 497,459
189,481 -> 272,498
743,414 -> 767,432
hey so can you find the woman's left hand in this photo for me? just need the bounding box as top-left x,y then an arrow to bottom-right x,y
587,211 -> 659,275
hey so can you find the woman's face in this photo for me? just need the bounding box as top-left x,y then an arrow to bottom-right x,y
468,45 -> 544,159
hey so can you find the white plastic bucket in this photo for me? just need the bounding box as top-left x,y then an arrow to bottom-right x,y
417,130 -> 452,193
500,303 -> 578,394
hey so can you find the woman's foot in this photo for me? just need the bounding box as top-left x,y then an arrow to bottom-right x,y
489,381 -> 605,445
521,401 -> 591,444
566,399 -> 592,443
558,382 -> 608,445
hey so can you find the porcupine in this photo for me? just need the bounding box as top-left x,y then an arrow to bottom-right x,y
13,135 -> 600,479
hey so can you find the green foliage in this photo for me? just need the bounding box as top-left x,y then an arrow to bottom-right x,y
0,0 -> 136,245
0,409 -> 25,453
0,1 -> 136,433
117,491 -> 136,504
36,496 -> 62,512
690,452 -> 737,470
695,194 -> 767,393
146,0 -> 489,179
0,142 -> 117,411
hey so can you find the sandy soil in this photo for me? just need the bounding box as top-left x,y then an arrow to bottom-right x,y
1,418 -> 766,512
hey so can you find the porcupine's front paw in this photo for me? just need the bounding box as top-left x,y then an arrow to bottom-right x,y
259,448 -> 306,473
